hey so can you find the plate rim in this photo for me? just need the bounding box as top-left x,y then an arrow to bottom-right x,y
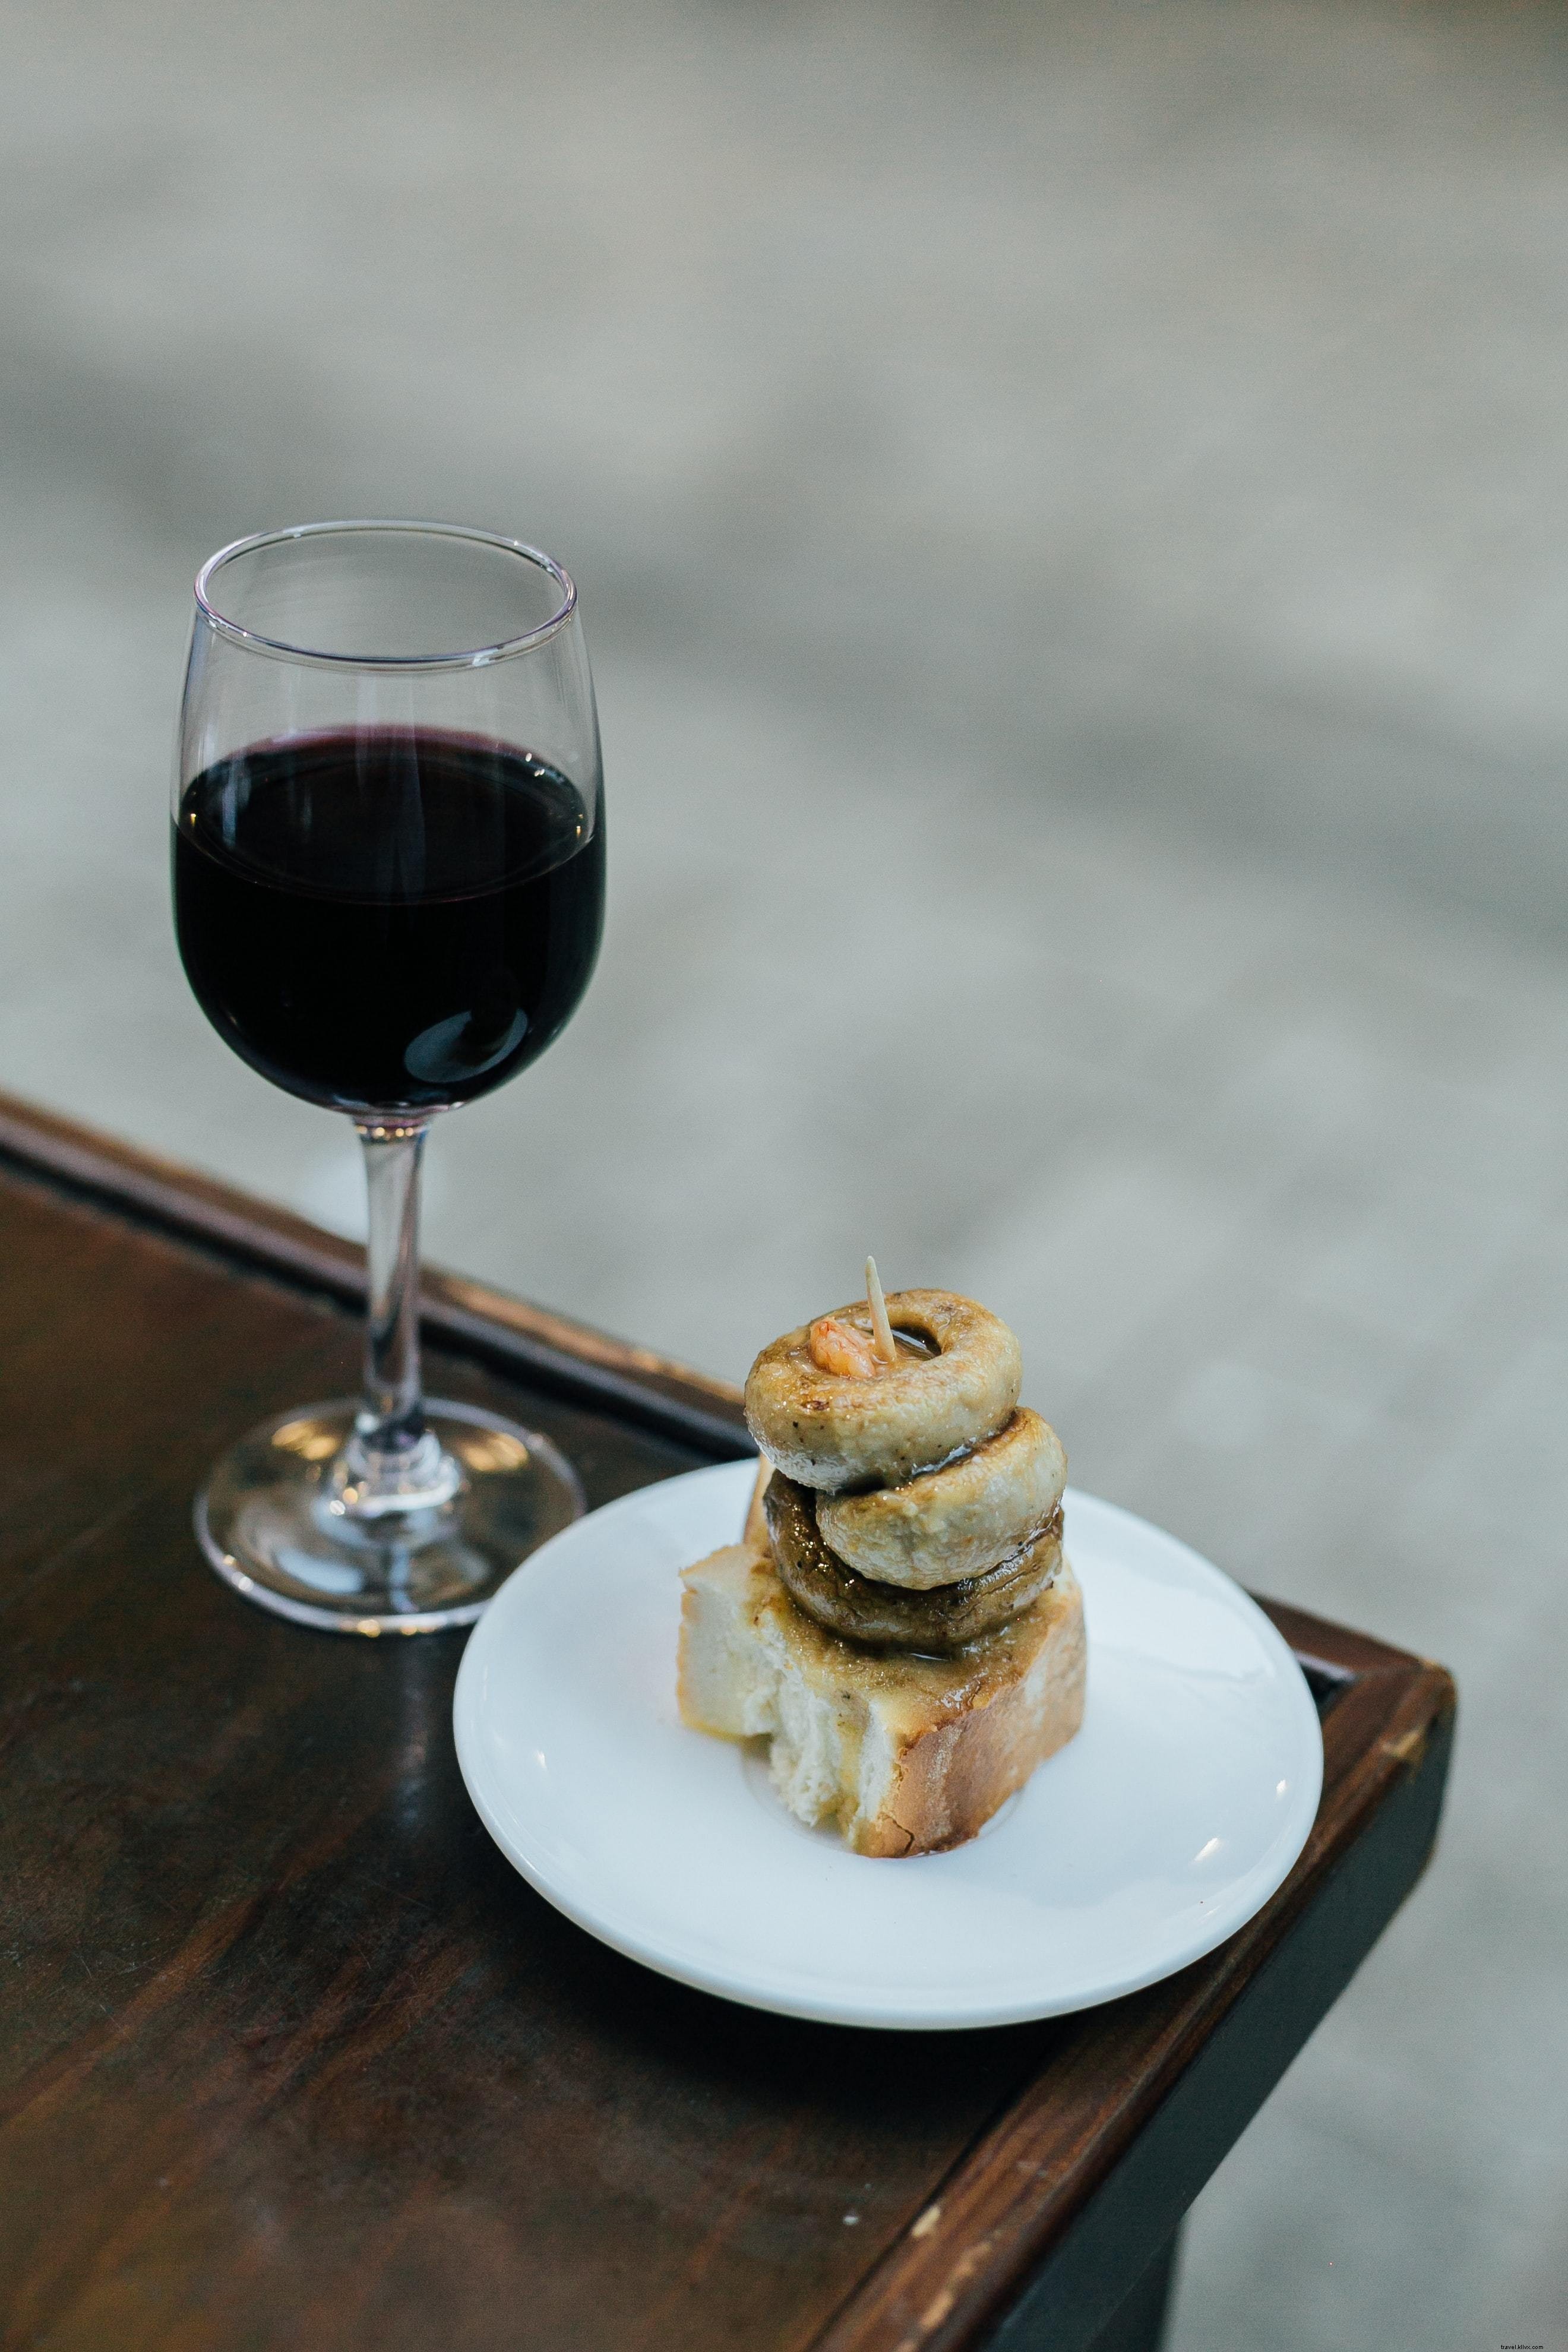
454,1462 -> 1324,2030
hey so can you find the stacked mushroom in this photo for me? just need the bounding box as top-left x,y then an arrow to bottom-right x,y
744,1287 -> 1068,1657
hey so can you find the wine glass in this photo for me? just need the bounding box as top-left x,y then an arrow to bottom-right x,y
172,520 -> 605,1633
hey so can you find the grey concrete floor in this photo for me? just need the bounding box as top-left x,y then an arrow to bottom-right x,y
1,2 -> 1565,2344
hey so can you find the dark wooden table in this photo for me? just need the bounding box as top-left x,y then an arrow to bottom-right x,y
0,1092 -> 1456,2352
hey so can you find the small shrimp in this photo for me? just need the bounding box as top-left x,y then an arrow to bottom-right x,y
808,1316 -> 885,1379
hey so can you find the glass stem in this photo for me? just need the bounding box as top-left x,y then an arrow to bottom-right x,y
337,1116 -> 457,1515
358,1116 -> 428,1455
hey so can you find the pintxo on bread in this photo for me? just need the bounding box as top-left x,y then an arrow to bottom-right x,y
678,1269 -> 1086,1857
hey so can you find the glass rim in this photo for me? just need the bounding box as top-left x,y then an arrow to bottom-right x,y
193,520 -> 578,671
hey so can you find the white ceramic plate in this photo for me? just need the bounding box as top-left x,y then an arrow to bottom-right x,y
453,1462 -> 1323,2030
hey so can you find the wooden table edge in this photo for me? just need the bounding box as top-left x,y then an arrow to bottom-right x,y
805,1647 -> 1455,2352
0,1090 -> 1458,2352
0,1086 -> 753,1456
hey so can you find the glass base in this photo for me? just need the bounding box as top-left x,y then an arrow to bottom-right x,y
194,1398 -> 585,1635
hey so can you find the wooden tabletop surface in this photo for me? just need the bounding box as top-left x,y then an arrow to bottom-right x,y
0,1093 -> 1456,2352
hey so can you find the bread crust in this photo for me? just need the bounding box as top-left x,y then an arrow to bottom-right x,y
678,1542 -> 1086,1856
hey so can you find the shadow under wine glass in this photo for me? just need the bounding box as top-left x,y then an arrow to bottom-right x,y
172,521 -> 606,1633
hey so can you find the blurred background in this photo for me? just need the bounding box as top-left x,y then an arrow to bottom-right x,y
1,1 -> 1564,2342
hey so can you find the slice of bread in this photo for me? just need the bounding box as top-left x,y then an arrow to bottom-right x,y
678,1543 -> 1086,1857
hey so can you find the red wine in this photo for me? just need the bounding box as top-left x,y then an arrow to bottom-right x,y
174,728 -> 604,1112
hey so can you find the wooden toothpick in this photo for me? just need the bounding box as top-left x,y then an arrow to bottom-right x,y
865,1256 -> 897,1366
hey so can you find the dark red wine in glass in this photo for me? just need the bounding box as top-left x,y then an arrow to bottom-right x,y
171,523 -> 605,1634
175,729 -> 603,1113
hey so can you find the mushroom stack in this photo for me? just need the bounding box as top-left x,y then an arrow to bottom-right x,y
678,1273 -> 1086,1856
745,1286 -> 1068,1656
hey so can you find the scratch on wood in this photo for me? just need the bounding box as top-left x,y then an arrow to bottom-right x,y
916,2287 -> 956,2335
1382,1725 -> 1427,1767
902,2233 -> 996,2343
909,2204 -> 941,2240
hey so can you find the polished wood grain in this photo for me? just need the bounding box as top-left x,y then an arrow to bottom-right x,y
0,1099 -> 1455,2352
